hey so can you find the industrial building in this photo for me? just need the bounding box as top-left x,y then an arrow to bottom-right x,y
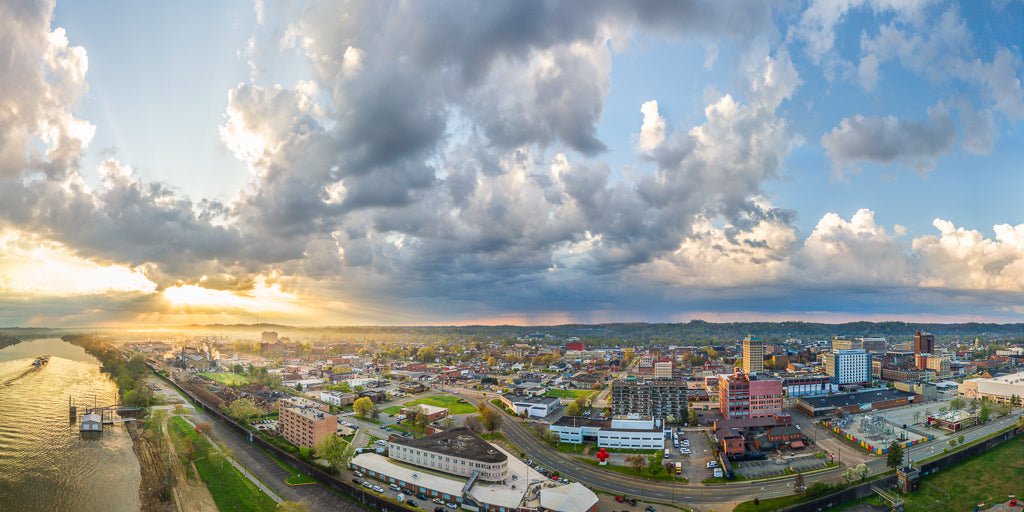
794,388 -> 916,417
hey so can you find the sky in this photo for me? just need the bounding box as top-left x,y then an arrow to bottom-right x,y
0,0 -> 1023,327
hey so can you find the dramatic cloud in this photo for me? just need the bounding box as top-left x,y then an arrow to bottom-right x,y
0,0 -> 1021,325
821,105 -> 955,177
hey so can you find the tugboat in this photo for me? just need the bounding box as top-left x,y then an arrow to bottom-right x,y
32,355 -> 50,367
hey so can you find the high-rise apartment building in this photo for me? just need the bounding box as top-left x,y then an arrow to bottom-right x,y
913,331 -> 935,355
825,349 -> 871,385
611,379 -> 687,419
718,372 -> 783,419
742,335 -> 764,375
278,406 -> 337,449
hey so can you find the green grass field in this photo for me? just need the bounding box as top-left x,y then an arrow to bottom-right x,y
168,417 -> 277,512
734,436 -> 1024,512
200,372 -> 250,386
543,389 -> 597,400
382,394 -> 479,416
260,448 -> 318,485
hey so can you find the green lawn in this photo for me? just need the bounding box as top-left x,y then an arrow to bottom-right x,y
168,417 -> 277,512
733,437 -> 1024,512
199,372 -> 250,386
845,437 -> 1024,512
543,389 -> 597,400
382,394 -> 478,416
556,442 -> 657,455
578,458 -> 686,482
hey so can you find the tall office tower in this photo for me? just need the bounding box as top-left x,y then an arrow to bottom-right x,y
743,335 -> 764,375
913,331 -> 935,354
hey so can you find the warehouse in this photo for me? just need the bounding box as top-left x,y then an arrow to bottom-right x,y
794,388 -> 916,417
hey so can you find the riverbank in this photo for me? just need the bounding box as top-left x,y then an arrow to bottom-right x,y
129,411 -> 176,512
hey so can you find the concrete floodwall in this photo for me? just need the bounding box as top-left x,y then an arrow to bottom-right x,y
151,365 -> 405,512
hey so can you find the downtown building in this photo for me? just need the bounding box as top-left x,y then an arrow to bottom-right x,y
742,335 -> 764,374
610,378 -> 688,419
824,349 -> 871,385
718,371 -> 783,419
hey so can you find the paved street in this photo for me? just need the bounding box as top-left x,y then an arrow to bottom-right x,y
450,385 -> 1022,511
156,372 -> 364,512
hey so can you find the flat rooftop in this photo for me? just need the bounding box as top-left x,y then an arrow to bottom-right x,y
553,415 -> 610,428
389,426 -> 507,464
502,394 -> 559,405
284,406 -> 335,421
798,388 -> 915,409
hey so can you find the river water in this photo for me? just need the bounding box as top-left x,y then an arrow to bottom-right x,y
0,338 -> 141,511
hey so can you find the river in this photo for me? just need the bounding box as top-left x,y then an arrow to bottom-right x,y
0,338 -> 141,511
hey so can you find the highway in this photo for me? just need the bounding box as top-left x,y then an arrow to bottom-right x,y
452,386 -> 1021,510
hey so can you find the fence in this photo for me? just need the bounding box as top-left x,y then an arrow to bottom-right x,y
150,365 -> 403,512
781,426 -> 1020,512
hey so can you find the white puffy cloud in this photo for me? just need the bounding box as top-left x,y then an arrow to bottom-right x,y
914,219 -> 1024,291
0,2 -> 94,178
638,100 -> 666,152
821,105 -> 955,177
795,209 -> 910,285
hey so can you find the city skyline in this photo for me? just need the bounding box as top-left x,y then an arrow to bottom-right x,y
1,0 -> 1023,326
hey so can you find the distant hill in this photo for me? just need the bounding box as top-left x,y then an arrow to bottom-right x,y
0,334 -> 22,350
178,320 -> 1024,344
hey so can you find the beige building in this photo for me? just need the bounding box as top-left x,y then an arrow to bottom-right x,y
959,371 -> 1024,403
388,427 -> 509,482
743,335 -> 764,375
653,360 -> 674,379
279,406 -> 337,449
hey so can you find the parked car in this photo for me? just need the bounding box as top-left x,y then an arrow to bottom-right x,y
352,478 -> 362,485
362,482 -> 373,489
390,483 -> 401,492
435,507 -> 446,512
432,498 -> 445,505
417,494 -> 428,501
407,500 -> 418,508
445,502 -> 458,509
373,485 -> 384,493
645,506 -> 657,512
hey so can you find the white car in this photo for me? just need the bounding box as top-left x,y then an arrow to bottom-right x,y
446,503 -> 458,509
373,485 -> 385,493
390,484 -> 401,492
713,469 -> 723,478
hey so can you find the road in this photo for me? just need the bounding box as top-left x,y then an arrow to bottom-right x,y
452,386 -> 1021,510
449,387 -> 839,510
153,371 -> 365,512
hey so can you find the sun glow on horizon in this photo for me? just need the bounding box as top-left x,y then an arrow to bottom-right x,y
161,278 -> 301,315
0,230 -> 156,296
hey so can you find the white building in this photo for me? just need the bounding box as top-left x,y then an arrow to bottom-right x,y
388,427 -> 509,482
550,414 -> 664,450
499,394 -> 559,418
959,371 -> 1024,403
320,391 -> 356,406
825,349 -> 870,385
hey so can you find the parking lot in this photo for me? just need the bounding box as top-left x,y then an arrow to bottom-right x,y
352,470 -> 459,511
733,454 -> 830,479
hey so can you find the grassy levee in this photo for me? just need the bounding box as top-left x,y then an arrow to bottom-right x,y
168,416 -> 277,512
